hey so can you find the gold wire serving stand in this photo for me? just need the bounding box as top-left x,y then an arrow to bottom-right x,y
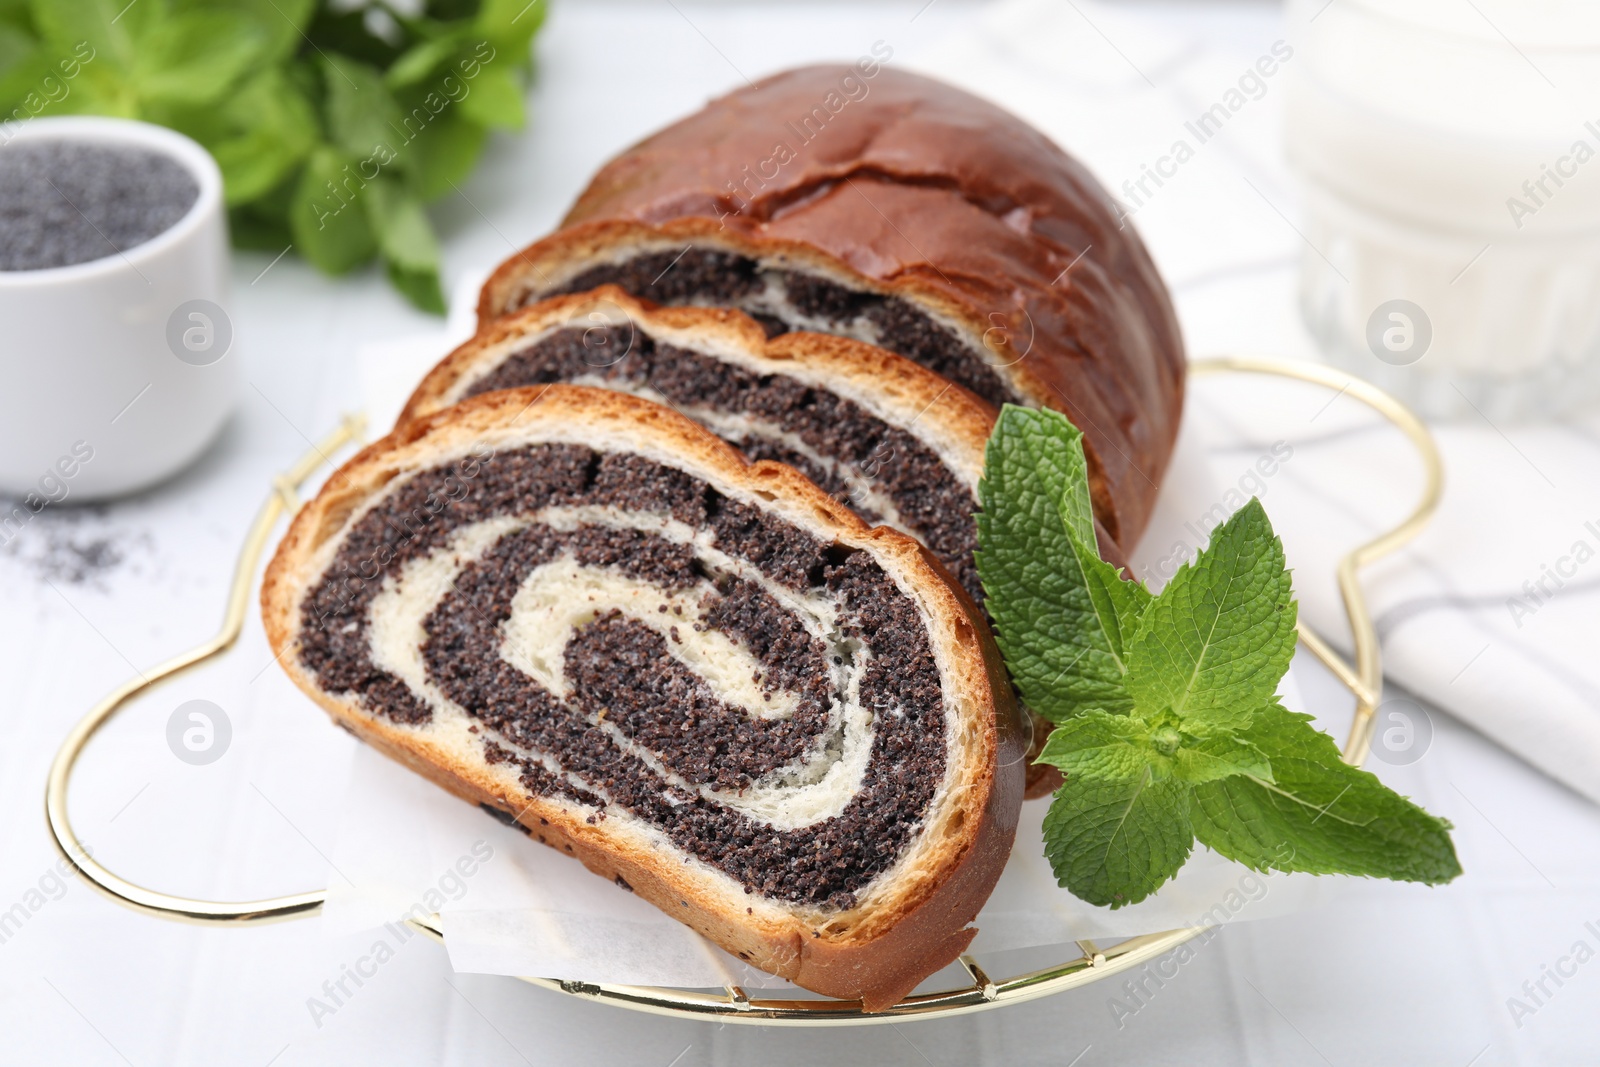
44,357 -> 1441,1025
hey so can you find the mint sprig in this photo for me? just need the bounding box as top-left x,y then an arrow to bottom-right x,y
0,0 -> 547,312
976,406 -> 1461,908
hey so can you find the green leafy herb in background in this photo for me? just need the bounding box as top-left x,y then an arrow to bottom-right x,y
0,0 -> 546,311
976,406 -> 1462,908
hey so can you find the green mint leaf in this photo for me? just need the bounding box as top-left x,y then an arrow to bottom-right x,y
229,170 -> 296,248
0,27 -> 62,117
364,179 -> 437,266
457,61 -> 524,129
365,178 -> 445,313
290,146 -> 377,274
386,28 -> 473,88
29,0 -> 150,73
1076,533 -> 1150,665
321,53 -> 403,161
385,257 -> 447,314
1173,731 -> 1272,784
395,105 -> 487,201
1041,769 -> 1193,908
1191,701 -> 1462,884
1036,710 -> 1152,780
229,204 -> 294,252
224,0 -> 315,64
476,0 -> 547,52
304,5 -> 403,69
976,405 -> 1149,722
0,24 -> 41,96
133,12 -> 268,106
0,0 -> 32,31
1126,497 -> 1296,731
200,68 -> 319,205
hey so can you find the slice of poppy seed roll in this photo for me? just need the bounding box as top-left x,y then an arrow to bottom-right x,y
402,286 -> 1079,797
261,385 -> 1025,1010
400,286 -> 1015,601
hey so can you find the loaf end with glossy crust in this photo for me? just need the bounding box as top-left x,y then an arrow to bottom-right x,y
477,65 -> 1184,555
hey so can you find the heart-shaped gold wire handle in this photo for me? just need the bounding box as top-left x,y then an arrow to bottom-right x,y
44,357 -> 1442,1023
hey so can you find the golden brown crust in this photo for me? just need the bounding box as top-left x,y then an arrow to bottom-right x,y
261,384 -> 1023,1009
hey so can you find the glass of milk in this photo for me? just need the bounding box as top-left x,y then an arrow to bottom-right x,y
1286,0 -> 1600,421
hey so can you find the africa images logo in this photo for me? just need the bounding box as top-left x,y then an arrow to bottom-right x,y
1365,299 -> 1431,366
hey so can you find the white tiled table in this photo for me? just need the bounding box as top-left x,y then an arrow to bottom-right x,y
2,3 -> 1596,1064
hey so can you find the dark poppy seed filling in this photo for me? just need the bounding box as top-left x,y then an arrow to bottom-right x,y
529,247 -> 1015,410
484,739 -> 606,810
425,528 -> 835,792
296,443 -> 949,906
460,325 -> 979,600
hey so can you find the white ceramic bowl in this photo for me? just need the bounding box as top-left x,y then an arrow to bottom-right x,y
0,116 -> 237,501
